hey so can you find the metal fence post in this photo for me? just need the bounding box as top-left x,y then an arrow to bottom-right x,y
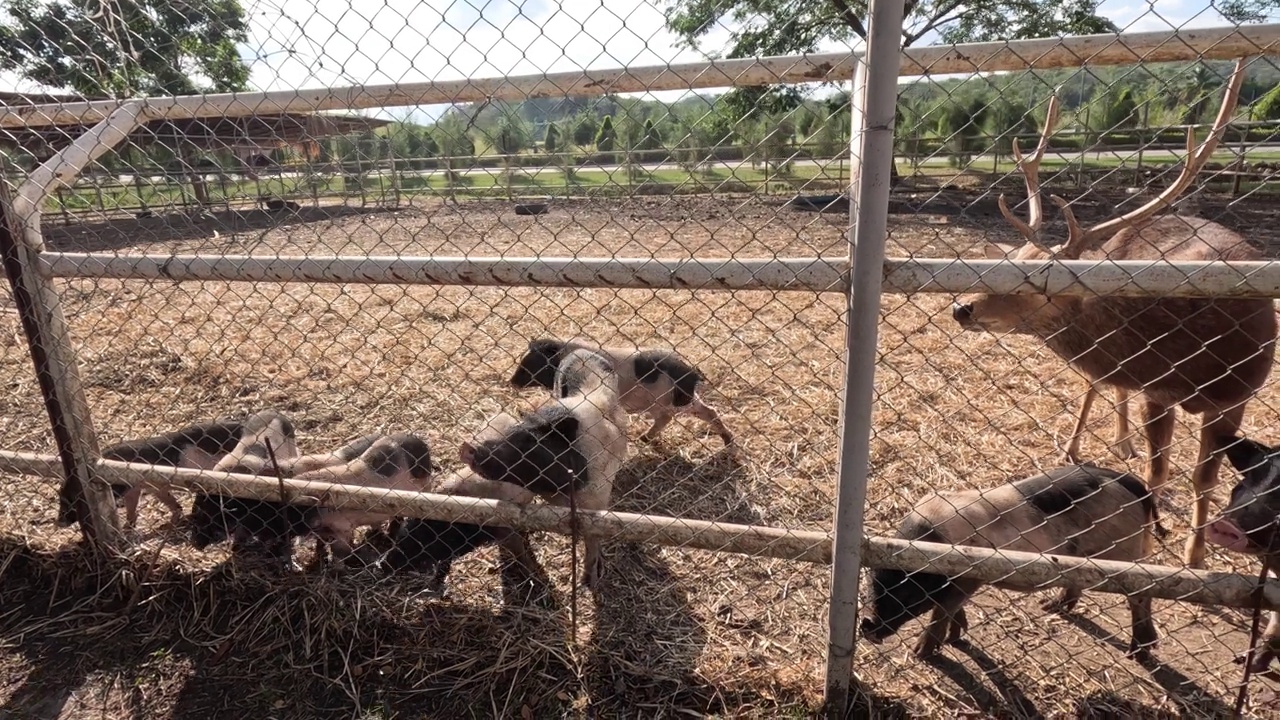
824,0 -> 906,713
0,182 -> 120,550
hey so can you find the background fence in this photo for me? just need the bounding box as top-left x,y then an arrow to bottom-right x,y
3,1 -> 1280,717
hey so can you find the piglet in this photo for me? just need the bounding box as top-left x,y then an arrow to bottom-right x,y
859,464 -> 1163,661
469,349 -> 628,588
57,417 -> 246,530
510,337 -> 733,446
1207,434 -> 1280,673
188,410 -> 306,566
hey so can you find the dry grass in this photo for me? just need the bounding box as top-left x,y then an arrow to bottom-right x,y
1,182 -> 1280,718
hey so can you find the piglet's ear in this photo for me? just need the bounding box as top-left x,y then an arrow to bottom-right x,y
1216,435 -> 1276,474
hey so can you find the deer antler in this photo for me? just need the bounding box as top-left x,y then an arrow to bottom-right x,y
996,92 -> 1062,251
1054,57 -> 1249,259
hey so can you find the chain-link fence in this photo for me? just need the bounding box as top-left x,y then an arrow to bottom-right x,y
2,1 -> 1280,717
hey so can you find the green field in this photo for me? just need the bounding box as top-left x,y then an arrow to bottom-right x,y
47,150 -> 1280,216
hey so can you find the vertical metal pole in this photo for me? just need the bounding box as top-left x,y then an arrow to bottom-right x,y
824,0 -> 906,714
0,183 -> 120,550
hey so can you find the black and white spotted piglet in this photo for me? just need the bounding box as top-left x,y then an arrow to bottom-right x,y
57,417 -> 248,531
860,464 -> 1163,661
468,349 -> 629,588
510,336 -> 733,446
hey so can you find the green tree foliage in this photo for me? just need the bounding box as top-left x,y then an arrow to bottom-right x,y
641,118 -> 663,150
435,114 -> 477,161
984,98 -> 1037,157
1100,87 -> 1140,132
936,96 -> 989,163
1253,82 -> 1280,121
573,114 -> 599,146
595,115 -> 617,153
493,114 -> 530,156
665,0 -> 1134,56
544,122 -> 561,154
0,0 -> 250,96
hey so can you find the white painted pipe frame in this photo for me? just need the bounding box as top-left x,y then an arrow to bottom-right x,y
0,101 -> 135,548
0,449 -> 1274,611
40,253 -> 1280,299
3,24 -> 1278,130
827,12 -> 902,709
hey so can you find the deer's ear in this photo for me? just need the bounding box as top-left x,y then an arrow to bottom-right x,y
983,243 -> 1006,260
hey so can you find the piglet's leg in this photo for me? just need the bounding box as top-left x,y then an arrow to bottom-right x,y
121,487 -> 144,531
153,487 -> 186,526
690,395 -> 734,447
1126,595 -> 1158,662
946,607 -> 969,644
1239,610 -> 1280,673
639,411 -> 673,443
914,590 -> 972,659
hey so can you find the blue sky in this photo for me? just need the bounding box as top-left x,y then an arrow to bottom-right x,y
2,0 -> 1274,123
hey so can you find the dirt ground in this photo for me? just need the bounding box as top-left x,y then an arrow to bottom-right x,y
2,180 -> 1280,718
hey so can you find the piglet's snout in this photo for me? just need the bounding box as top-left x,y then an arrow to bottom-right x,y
1205,518 -> 1252,552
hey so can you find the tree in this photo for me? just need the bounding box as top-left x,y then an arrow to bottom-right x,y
664,0 -> 1127,75
544,122 -> 561,154
1100,87 -> 1139,132
573,114 -> 599,146
985,98 -> 1036,158
1253,82 -> 1280,121
493,115 -> 529,157
422,132 -> 439,157
596,115 -> 617,153
0,0 -> 250,97
936,96 -> 988,165
641,118 -> 663,150
664,0 -> 1132,184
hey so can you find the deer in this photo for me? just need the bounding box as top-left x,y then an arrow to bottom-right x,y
1063,384 -> 1137,464
951,58 -> 1278,569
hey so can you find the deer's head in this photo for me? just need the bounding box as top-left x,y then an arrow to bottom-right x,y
952,58 -> 1247,336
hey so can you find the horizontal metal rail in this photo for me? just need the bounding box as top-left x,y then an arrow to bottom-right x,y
39,253 -> 1280,298
0,449 -> 1274,610
3,24 -> 1278,129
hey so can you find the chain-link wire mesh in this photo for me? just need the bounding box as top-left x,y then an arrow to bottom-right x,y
2,0 -> 1280,717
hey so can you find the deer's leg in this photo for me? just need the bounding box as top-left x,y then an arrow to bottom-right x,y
1184,406 -> 1246,569
1141,399 -> 1176,500
1062,382 -> 1097,464
1110,386 -> 1140,460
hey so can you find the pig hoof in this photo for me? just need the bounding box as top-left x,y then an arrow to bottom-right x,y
1244,650 -> 1276,673
1041,591 -> 1080,614
912,640 -> 941,660
1126,640 -> 1156,663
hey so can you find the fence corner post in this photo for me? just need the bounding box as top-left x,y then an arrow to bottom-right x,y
0,181 -> 120,553
824,0 -> 906,715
